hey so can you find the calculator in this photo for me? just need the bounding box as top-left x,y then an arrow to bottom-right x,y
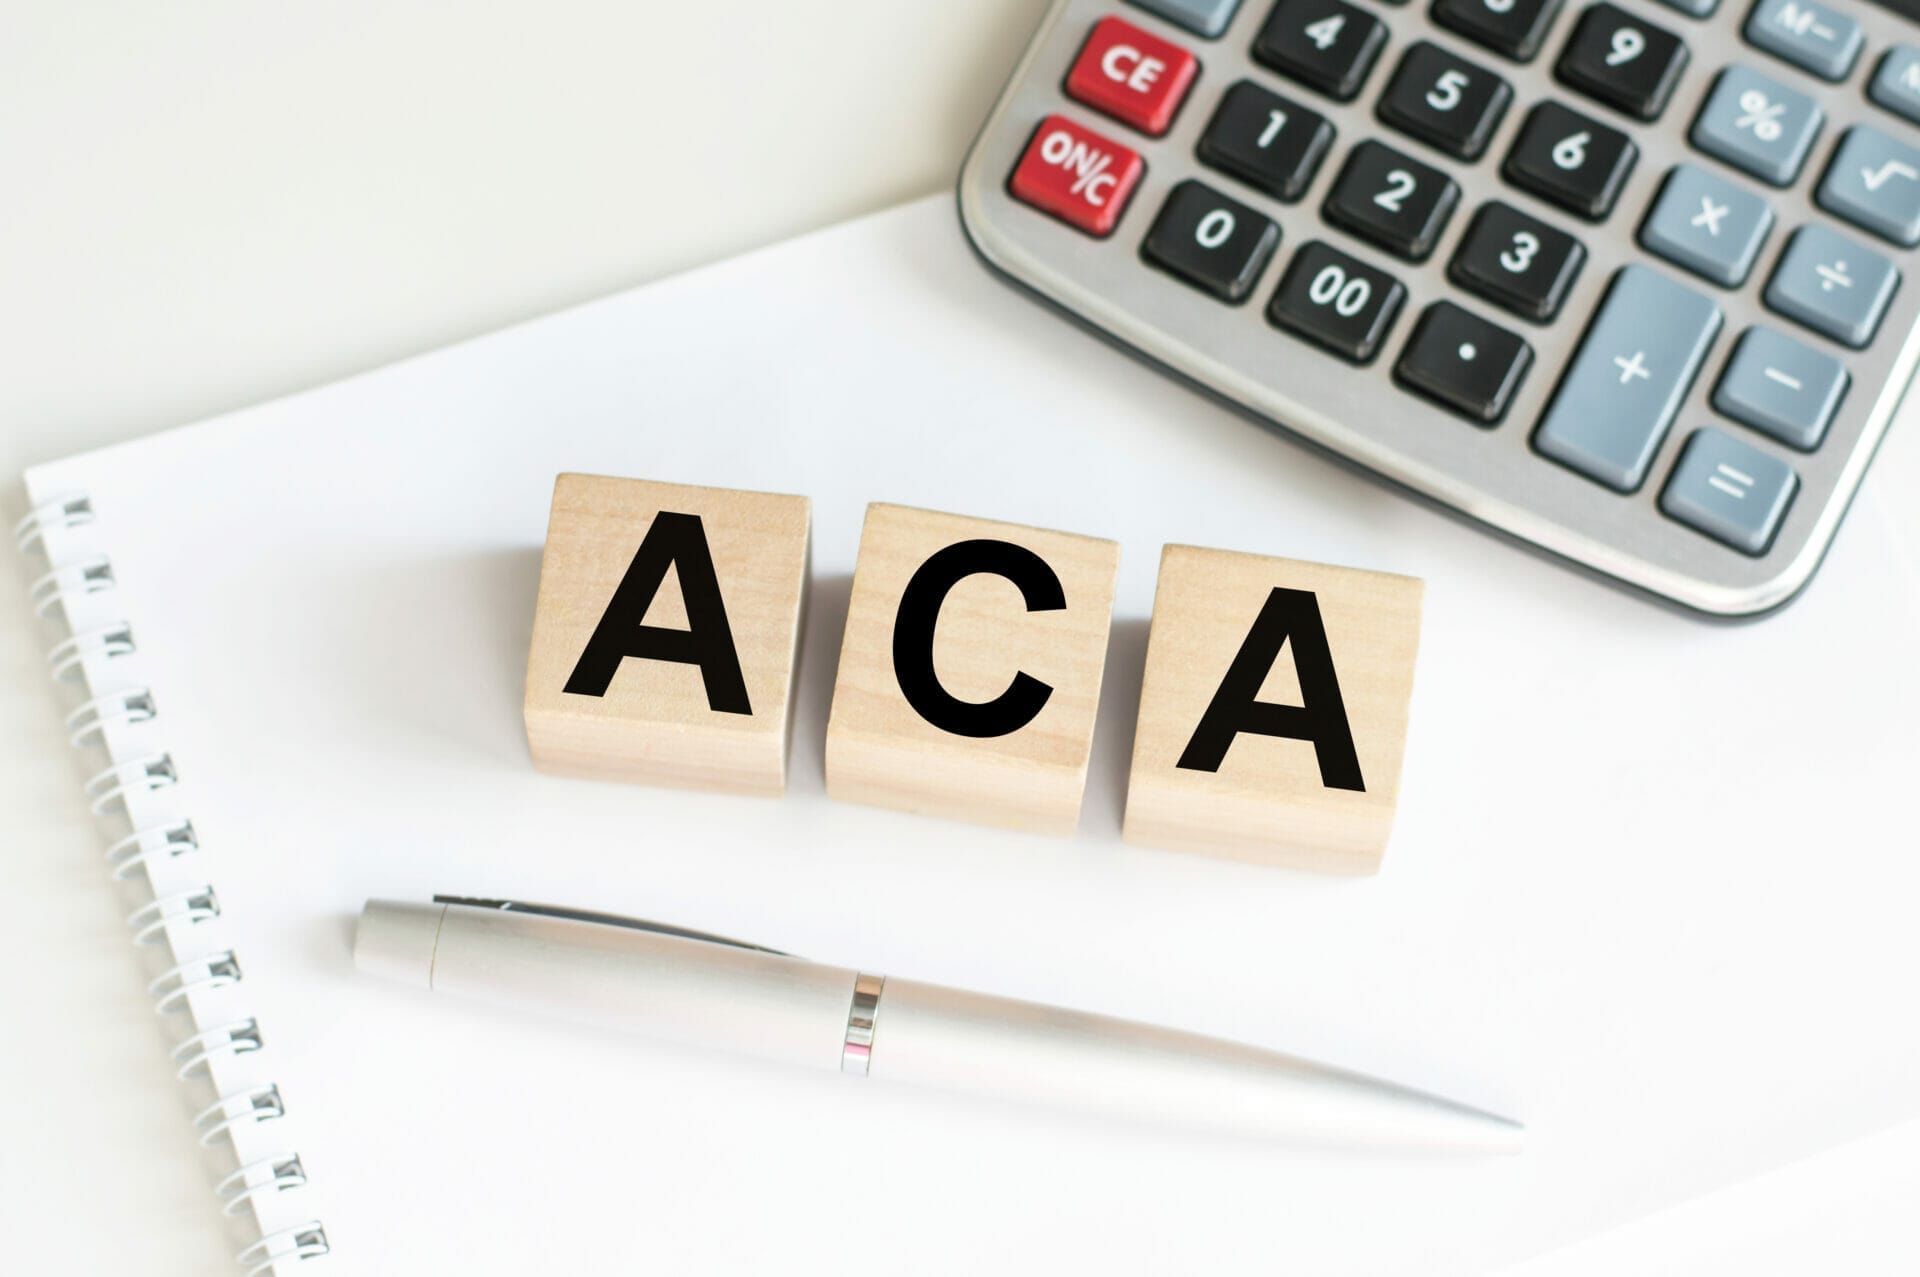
957,0 -> 1920,617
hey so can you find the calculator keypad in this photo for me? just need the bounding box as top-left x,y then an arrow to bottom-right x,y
1432,0 -> 1565,63
1713,327 -> 1848,451
1503,101 -> 1638,218
1744,0 -> 1863,83
1450,201 -> 1586,320
1555,3 -> 1690,121
1008,114 -> 1144,236
1377,41 -> 1513,160
963,0 -> 1920,614
1142,178 -> 1282,300
1322,140 -> 1459,260
1197,80 -> 1334,199
1763,224 -> 1900,348
1131,0 -> 1244,38
1268,240 -> 1405,361
1816,126 -> 1920,247
1690,66 -> 1823,186
1659,428 -> 1798,555
1639,163 -> 1774,286
1869,47 -> 1920,125
1067,16 -> 1201,137
1534,265 -> 1722,491
1252,0 -> 1386,101
1395,301 -> 1533,422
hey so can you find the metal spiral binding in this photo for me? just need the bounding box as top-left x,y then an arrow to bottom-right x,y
22,490 -> 328,1272
238,1224 -> 331,1277
150,950 -> 243,1014
13,492 -> 93,553
193,1085 -> 286,1147
217,1156 -> 309,1215
68,685 -> 157,748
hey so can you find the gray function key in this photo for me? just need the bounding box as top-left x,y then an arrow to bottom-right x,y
1130,0 -> 1244,38
1640,164 -> 1774,286
1713,327 -> 1847,450
1817,127 -> 1920,248
1765,224 -> 1900,349
1535,266 -> 1722,492
1691,67 -> 1823,187
1744,0 -> 1862,83
1870,48 -> 1920,127
1660,428 -> 1798,555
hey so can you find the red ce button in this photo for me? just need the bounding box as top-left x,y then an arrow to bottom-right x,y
1065,16 -> 1199,138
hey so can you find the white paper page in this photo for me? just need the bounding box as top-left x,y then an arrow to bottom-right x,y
27,196 -> 1920,1275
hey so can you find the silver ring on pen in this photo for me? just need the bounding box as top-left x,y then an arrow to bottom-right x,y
841,973 -> 885,1076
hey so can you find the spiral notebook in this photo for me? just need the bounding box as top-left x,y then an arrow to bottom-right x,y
16,195 -> 1920,1276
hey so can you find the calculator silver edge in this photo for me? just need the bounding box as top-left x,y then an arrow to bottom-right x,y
958,0 -> 1920,618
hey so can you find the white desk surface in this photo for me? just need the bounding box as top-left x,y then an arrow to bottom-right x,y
2,3 -> 1914,1272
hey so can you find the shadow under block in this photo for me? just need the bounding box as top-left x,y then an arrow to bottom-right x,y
825,504 -> 1120,835
524,474 -> 810,796
1123,545 -> 1424,875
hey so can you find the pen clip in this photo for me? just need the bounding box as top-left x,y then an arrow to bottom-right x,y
432,895 -> 792,957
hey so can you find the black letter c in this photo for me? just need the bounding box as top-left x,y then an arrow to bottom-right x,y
891,539 -> 1066,739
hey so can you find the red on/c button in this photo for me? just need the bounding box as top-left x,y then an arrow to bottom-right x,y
1009,114 -> 1145,238
1065,16 -> 1198,138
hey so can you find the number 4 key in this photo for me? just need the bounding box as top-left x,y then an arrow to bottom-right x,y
1253,0 -> 1388,103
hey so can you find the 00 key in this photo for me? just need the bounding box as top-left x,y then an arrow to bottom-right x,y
1268,240 -> 1407,363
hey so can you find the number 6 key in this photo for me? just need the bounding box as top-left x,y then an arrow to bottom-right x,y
1503,100 -> 1638,220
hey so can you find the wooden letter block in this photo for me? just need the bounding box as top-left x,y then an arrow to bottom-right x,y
524,474 -> 810,796
825,503 -> 1119,835
1123,545 -> 1423,875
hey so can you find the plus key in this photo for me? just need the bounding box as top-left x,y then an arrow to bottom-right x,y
1009,114 -> 1146,238
1535,266 -> 1723,492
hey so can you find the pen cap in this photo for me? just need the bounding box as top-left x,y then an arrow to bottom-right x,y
355,900 -> 447,989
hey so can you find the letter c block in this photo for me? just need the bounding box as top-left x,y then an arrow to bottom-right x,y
1123,545 -> 1423,875
523,474 -> 810,795
825,504 -> 1120,835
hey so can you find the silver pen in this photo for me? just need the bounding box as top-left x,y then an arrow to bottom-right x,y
355,896 -> 1522,1154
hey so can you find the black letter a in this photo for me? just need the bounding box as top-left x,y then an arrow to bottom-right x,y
1176,587 -> 1364,791
562,512 -> 751,715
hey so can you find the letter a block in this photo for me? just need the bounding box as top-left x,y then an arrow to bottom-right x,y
826,504 -> 1119,835
1123,545 -> 1423,875
524,474 -> 810,796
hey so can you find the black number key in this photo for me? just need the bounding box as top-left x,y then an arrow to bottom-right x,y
1377,41 -> 1514,161
1141,180 -> 1283,303
1448,200 -> 1586,322
1502,101 -> 1637,219
1394,301 -> 1534,424
1267,240 -> 1407,363
1197,80 -> 1335,202
1555,3 -> 1689,121
1322,140 -> 1460,261
1252,0 -> 1387,102
1432,0 -> 1566,63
